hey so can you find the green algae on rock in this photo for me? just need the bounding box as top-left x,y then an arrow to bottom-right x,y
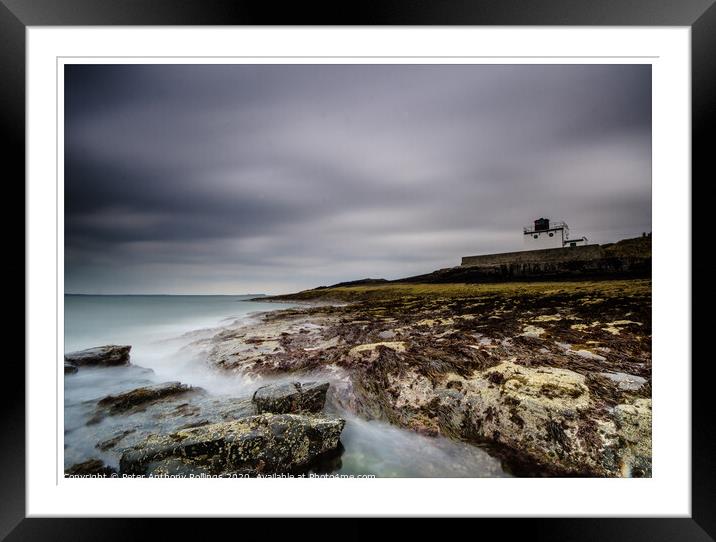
119,413 -> 345,476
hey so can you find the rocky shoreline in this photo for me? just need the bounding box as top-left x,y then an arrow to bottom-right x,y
200,279 -> 652,477
65,347 -> 345,477
64,279 -> 651,478
64,373 -> 345,477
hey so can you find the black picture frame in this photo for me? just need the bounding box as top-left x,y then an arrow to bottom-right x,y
5,0 -> 712,538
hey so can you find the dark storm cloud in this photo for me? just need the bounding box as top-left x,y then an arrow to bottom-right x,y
64,64 -> 651,294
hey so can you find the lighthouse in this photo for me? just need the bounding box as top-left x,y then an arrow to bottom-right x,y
523,218 -> 588,249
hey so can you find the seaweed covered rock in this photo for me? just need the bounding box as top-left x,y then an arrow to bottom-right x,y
97,382 -> 199,415
612,398 -> 652,477
252,381 -> 329,414
119,413 -> 345,476
433,361 -> 597,474
430,361 -> 652,476
201,278 -> 652,477
65,345 -> 131,367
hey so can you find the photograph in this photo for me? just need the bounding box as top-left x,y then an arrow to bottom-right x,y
62,63 -> 653,479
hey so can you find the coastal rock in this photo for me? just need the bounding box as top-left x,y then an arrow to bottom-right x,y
600,372 -> 647,391
145,457 -> 214,477
64,361 -> 79,375
119,413 -> 345,476
216,398 -> 256,420
96,429 -> 137,451
65,458 -> 116,477
354,356 -> 644,476
192,279 -> 652,476
65,345 -> 131,367
417,361 -> 654,477
613,398 -> 652,477
252,381 -> 329,414
433,361 -> 600,474
96,381 -> 199,415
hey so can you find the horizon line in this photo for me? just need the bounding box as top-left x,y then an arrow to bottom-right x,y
64,292 -> 270,297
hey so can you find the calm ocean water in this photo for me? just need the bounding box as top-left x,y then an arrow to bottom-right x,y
64,294 -> 508,477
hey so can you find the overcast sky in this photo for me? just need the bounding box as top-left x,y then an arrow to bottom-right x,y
65,64 -> 651,295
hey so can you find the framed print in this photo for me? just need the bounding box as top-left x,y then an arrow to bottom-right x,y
6,0 -> 713,538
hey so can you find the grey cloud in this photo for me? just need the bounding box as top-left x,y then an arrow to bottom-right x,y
65,64 -> 651,294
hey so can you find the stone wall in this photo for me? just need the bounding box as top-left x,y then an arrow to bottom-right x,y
461,244 -> 604,267
397,236 -> 651,284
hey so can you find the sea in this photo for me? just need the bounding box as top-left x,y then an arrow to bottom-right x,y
64,294 -> 509,477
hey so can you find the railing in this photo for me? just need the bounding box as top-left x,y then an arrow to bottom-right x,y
523,221 -> 567,234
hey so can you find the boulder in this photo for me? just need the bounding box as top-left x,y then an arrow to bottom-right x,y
252,381 -> 329,414
65,345 -> 131,367
429,361 -> 653,476
64,361 -> 79,375
97,382 -> 198,415
120,413 -> 345,476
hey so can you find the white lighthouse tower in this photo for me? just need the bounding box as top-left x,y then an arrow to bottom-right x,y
523,218 -> 588,249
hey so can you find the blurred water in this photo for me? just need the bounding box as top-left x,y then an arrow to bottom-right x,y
65,294 -> 284,356
336,414 -> 509,477
64,295 -> 509,477
64,294 -> 295,395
